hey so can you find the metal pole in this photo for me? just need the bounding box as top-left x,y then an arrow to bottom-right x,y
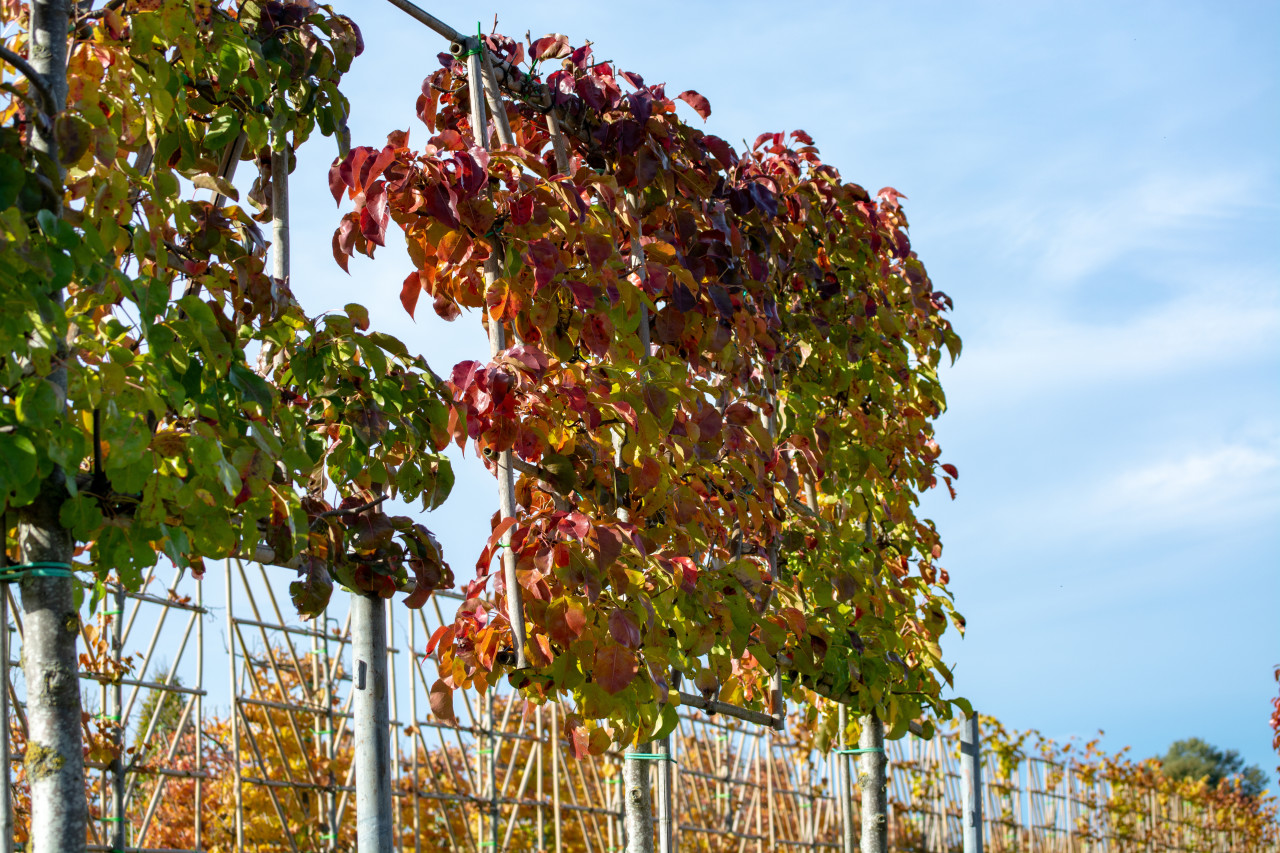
352,591 -> 394,851
960,713 -> 984,853
386,605 -> 401,847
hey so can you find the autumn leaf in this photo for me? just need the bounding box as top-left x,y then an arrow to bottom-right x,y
678,90 -> 711,120
594,644 -> 637,695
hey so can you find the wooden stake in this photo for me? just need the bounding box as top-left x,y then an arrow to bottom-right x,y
839,705 -> 857,853
352,591 -> 395,850
0,515 -> 11,853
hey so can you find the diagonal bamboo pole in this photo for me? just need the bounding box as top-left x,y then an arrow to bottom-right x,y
463,36 -> 529,671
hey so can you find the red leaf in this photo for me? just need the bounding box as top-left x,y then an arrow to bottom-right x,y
548,598 -> 587,646
580,312 -> 612,358
594,645 -> 637,695
678,90 -> 711,120
941,463 -> 958,479
429,679 -> 456,723
400,271 -> 422,318
583,231 -> 614,268
328,157 -> 345,205
425,624 -> 454,656
557,511 -> 590,541
567,718 -> 590,759
530,34 -> 571,60
608,610 -> 641,649
877,187 -> 907,209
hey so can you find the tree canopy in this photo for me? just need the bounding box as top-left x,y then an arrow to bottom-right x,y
1160,738 -> 1268,798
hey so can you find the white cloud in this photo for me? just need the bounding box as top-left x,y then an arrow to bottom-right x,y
1090,439 -> 1280,531
946,279 -> 1280,408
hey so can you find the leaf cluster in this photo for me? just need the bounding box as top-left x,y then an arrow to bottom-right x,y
1,0 -> 452,613
334,30 -> 966,748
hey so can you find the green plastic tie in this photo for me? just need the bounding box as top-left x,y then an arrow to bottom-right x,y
715,792 -> 730,799
462,23 -> 485,59
97,713 -> 121,721
626,752 -> 673,762
477,748 -> 494,754
0,561 -> 73,582
319,833 -> 338,840
835,747 -> 885,755
103,609 -> 123,616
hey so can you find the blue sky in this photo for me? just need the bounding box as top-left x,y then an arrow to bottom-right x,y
282,0 -> 1280,776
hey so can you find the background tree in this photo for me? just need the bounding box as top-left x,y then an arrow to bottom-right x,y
1160,737 -> 1267,798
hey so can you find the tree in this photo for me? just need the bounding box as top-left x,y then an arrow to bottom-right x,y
1160,737 -> 1267,797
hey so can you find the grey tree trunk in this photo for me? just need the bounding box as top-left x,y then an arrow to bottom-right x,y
858,714 -> 887,853
960,713 -> 984,853
19,3 -> 86,852
352,592 -> 393,851
623,748 -> 655,853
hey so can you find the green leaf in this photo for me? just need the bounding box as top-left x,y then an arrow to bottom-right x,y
205,108 -> 240,151
15,380 -> 58,426
228,363 -> 274,412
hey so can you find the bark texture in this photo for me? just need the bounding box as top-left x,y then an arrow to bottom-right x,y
19,2 -> 86,852
858,713 -> 887,853
623,748 -> 655,853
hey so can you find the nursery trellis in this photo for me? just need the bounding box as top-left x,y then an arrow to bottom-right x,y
2,2 -> 1274,853
1,562 -> 1275,851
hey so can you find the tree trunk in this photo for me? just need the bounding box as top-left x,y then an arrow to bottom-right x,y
352,591 -> 393,851
19,2 -> 85,852
858,714 -> 887,853
623,748 -> 655,853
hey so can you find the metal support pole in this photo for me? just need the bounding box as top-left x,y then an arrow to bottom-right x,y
960,713 -> 984,853
352,591 -> 394,851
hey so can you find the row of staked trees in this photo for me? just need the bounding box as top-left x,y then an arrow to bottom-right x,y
2,1 -> 968,849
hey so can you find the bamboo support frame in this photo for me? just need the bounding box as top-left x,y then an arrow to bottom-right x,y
0,561 -> 1266,852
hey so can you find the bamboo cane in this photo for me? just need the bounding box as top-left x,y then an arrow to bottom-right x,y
464,36 -> 529,671
0,513 -> 11,853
